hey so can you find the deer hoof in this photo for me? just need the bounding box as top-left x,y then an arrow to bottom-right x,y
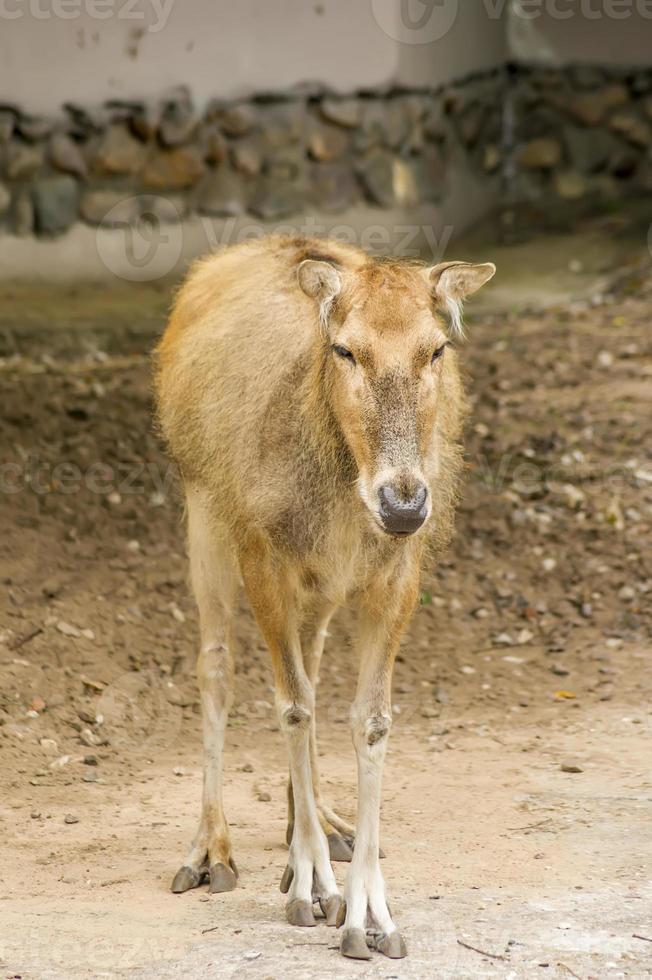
279,864 -> 294,894
286,898 -> 316,927
171,865 -> 204,894
319,894 -> 344,927
376,930 -> 407,959
327,832 -> 354,863
340,928 -> 372,960
208,862 -> 237,894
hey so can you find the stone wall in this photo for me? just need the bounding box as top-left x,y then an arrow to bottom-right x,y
0,73 -> 506,240
1,64 -> 650,246
508,65 -> 652,223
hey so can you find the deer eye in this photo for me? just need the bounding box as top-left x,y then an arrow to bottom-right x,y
333,344 -> 356,364
431,343 -> 448,364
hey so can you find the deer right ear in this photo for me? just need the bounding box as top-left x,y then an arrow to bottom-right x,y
297,260 -> 342,329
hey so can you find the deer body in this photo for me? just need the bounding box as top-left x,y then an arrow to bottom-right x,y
155,234 -> 494,960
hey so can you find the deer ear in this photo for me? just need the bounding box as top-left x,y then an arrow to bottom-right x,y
297,260 -> 342,328
422,261 -> 496,336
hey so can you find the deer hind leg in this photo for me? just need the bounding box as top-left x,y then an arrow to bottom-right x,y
241,555 -> 342,928
171,489 -> 239,895
339,563 -> 418,961
286,602 -> 356,862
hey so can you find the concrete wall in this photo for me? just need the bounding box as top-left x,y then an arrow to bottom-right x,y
508,1 -> 652,66
0,0 -> 505,115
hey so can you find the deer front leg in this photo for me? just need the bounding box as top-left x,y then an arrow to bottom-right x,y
241,556 -> 343,927
339,562 -> 418,960
286,601 -> 356,862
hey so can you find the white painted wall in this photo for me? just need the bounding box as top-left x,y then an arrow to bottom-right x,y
0,0 -> 505,114
508,1 -> 652,66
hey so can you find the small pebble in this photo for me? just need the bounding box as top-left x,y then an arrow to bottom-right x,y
64,814 -> 79,824
560,763 -> 583,773
56,620 -> 81,638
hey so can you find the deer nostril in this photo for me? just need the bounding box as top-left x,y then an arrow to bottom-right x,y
378,483 -> 429,536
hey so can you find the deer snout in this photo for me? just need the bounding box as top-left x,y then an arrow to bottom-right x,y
378,483 -> 429,537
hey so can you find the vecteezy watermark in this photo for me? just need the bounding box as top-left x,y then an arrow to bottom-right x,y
370,0 -> 459,44
96,195 -> 184,282
94,197 -> 457,283
369,0 -> 652,43
0,0 -> 175,31
0,455 -> 177,499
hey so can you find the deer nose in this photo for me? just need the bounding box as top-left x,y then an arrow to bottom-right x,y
378,483 -> 429,537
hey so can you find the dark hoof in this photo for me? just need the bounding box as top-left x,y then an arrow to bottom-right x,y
208,862 -> 237,894
286,898 -> 316,927
328,832 -> 354,863
286,822 -> 294,846
377,931 -> 407,959
171,865 -> 204,894
279,864 -> 294,894
319,894 -> 344,927
341,928 -> 372,960
335,898 -> 347,929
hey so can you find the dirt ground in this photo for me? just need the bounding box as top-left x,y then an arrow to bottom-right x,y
1,216 -> 651,979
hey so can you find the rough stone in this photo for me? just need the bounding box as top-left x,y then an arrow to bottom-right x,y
554,170 -> 588,200
458,105 -> 485,147
308,124 -> 349,162
382,101 -> 412,149
0,182 -> 10,216
31,176 -> 79,235
609,113 -> 651,147
571,66 -> 607,90
422,104 -> 448,142
319,98 -> 361,129
11,193 -> 33,235
159,95 -> 198,147
230,139 -> 263,176
208,102 -> 256,137
563,125 -> 620,173
49,132 -> 88,178
358,149 -> 396,206
200,125 -> 228,165
483,144 -> 501,173
130,102 -> 162,141
16,114 -> 52,142
262,103 -> 307,149
142,146 -> 205,189
518,137 -> 562,169
64,102 -> 107,138
310,163 -> 359,212
567,85 -> 628,126
249,179 -> 305,219
0,110 -> 15,142
80,189 -> 139,225
196,168 -> 248,217
139,194 -> 186,223
5,141 -> 44,179
357,149 -> 418,207
408,146 -> 446,202
265,145 -> 305,181
94,124 -> 147,175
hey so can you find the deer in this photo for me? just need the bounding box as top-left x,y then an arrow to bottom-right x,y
154,234 -> 495,961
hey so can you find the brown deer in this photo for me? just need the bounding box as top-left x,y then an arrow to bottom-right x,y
155,234 -> 495,961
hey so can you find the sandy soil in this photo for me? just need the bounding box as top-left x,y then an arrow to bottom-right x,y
1,226 -> 651,979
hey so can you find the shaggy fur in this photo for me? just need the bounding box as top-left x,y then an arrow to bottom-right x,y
154,234 -> 495,959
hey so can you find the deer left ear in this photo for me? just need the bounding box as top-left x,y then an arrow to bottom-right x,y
422,261 -> 496,336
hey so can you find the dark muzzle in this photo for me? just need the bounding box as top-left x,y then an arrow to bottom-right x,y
378,483 -> 428,537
